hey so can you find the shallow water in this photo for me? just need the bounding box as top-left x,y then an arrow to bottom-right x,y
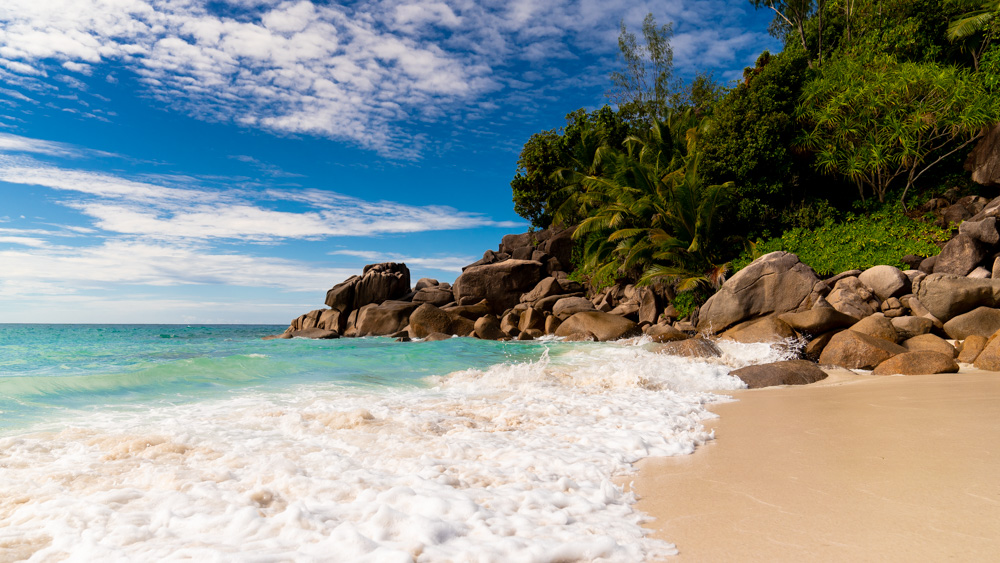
0,324 -> 791,562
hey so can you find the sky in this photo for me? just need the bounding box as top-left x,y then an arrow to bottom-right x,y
0,0 -> 779,324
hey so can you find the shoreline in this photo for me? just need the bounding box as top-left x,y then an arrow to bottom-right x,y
628,367 -> 1000,561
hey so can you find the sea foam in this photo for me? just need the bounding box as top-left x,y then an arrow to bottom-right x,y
0,339 -> 788,562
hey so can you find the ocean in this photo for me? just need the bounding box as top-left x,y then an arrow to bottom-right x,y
0,324 -> 790,562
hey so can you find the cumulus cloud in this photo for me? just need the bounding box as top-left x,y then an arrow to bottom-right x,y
0,1 -> 772,156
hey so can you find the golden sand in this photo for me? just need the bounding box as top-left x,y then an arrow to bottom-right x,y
631,368 -> 1000,561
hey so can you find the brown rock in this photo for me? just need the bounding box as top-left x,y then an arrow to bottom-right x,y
452,259 -> 545,315
413,277 -> 438,291
804,330 -> 840,361
942,306 -> 1000,340
901,333 -> 956,358
638,287 -> 661,325
890,316 -> 935,340
645,324 -> 689,343
818,330 -> 907,370
849,313 -> 899,343
552,296 -> 597,319
778,307 -> 857,334
517,330 -> 534,341
697,251 -> 822,333
544,315 -> 562,335
655,338 -> 722,358
721,315 -> 797,344
288,328 -> 340,339
933,233 -> 988,276
520,277 -> 563,303
554,311 -> 640,341
355,300 -> 421,337
730,360 -> 828,389
318,308 -> 345,333
827,277 -> 880,320
262,333 -> 293,340
500,312 -> 520,336
858,265 -> 910,302
423,332 -> 453,342
518,307 -> 545,333
872,351 -> 959,375
442,299 -> 491,321
915,273 -> 1000,322
412,287 -> 453,306
408,303 -> 454,338
958,335 -> 988,363
562,331 -> 597,341
964,124 -> 1000,186
880,297 -> 905,318
474,315 -> 504,340
973,330 -> 1000,370
325,262 -> 411,311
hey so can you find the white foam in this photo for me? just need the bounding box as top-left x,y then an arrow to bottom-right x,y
0,340 -> 778,562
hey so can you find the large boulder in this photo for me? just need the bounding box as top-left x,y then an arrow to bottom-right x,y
779,307 -> 858,335
638,287 -> 662,325
474,315 -> 505,340
942,306 -> 1000,340
958,334 -> 988,363
901,333 -> 956,357
890,316 -> 935,340
409,304 -> 472,338
555,311 -> 640,341
730,360 -> 828,389
552,296 -> 597,318
818,330 -> 907,370
412,287 -> 453,307
355,301 -> 421,337
720,315 -> 796,344
958,216 -> 1000,245
325,263 -> 411,312
964,123 -> 1000,186
287,328 -> 340,339
655,338 -> 722,358
872,351 -> 959,376
452,259 -> 545,314
857,265 -> 910,302
442,300 -> 491,320
849,313 -> 899,343
645,324 -> 689,343
932,233 -> 988,276
915,273 -> 1000,322
697,251 -> 822,333
499,232 -> 535,255
827,277 -> 880,320
973,331 -> 1000,370
539,226 -> 577,271
520,277 -> 564,303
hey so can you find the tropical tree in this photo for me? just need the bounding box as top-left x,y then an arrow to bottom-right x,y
608,13 -> 676,125
946,0 -> 1000,69
797,53 -> 998,205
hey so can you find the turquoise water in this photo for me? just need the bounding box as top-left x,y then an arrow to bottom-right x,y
0,324 -> 547,432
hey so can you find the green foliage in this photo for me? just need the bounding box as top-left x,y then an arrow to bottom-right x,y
797,51 -> 999,204
732,206 -> 950,275
608,13 -> 676,124
700,50 -> 811,239
510,107 -> 632,229
672,290 -> 700,320
946,0 -> 1000,68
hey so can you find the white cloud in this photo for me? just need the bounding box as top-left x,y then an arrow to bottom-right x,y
0,1 -> 774,156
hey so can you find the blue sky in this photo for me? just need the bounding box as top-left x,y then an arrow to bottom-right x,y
0,0 -> 779,323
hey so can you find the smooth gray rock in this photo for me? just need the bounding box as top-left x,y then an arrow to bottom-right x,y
942,306 -> 1000,340
959,216 -> 1000,245
827,277 -> 880,320
857,265 -> 910,302
915,273 -> 1000,322
933,233 -> 988,276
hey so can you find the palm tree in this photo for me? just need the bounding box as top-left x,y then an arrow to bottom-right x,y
947,0 -> 1000,70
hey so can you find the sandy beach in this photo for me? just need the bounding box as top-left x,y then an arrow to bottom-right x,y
632,368 -> 1000,561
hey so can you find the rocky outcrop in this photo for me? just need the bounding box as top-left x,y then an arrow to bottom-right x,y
827,277 -> 880,320
964,123 -> 1000,186
452,259 -> 544,314
915,273 -> 1000,322
355,300 -> 421,337
958,335 -> 988,363
778,307 -> 857,335
655,338 -> 722,358
872,351 -> 959,376
818,330 -> 907,370
857,265 -> 910,302
697,251 -> 822,333
900,333 -> 956,358
942,306 -> 1000,340
730,360 -> 828,389
849,313 -> 898,343
720,315 -> 796,344
554,311 -> 639,341
933,234 -> 988,276
326,262 -> 411,311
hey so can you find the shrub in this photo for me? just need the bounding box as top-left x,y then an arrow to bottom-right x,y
732,206 -> 949,276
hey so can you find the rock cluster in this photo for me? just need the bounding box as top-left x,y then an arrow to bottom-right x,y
273,196 -> 1000,385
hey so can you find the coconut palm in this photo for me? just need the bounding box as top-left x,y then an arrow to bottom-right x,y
947,0 -> 1000,70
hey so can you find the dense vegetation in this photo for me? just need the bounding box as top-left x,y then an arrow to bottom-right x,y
509,0 -> 1000,301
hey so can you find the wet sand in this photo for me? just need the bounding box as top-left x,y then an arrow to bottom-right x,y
631,368 -> 1000,561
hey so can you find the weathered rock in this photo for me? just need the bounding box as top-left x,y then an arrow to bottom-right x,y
969,266 -> 992,279
474,315 -> 504,340
288,328 -> 340,339
857,265 -> 910,302
918,255 -> 938,274
544,315 -> 562,335
512,247 -> 533,260
993,257 -> 1000,280
539,226 -> 577,271
500,311 -> 520,336
940,203 -> 974,226
325,262 -> 411,312
453,259 -> 545,315
824,270 -> 864,287
778,307 -> 858,335
890,316 -> 935,340
412,287 -> 453,307
818,330 -> 907,370
520,277 -> 563,303
557,278 -> 584,293
959,216 -> 1000,245
408,304 -> 473,338
804,330 -> 839,361
262,332 -> 294,340
872,351 -> 959,375
901,333 -> 956,357
974,330 -> 1000,370
933,234 -> 988,276
414,278 -> 439,291
915,273 -> 1000,322
958,334 -> 988,363
730,360 -> 828,389
424,332 -> 453,342
442,300 -> 491,321
533,292 -> 583,312
464,250 -> 511,270
655,338 -> 722,358
881,297 -> 905,318
645,324 -> 689,343
608,301 -> 640,320
318,308 -> 345,333
697,251 -> 822,333
499,232 -> 535,255
638,287 -> 661,325
942,306 -> 1000,340
901,255 -> 925,270
721,315 -> 797,344
555,311 -> 640,341
964,123 -> 1000,186
355,300 -> 421,336
827,277 -> 880,320
518,307 -> 546,333
552,296 -> 597,319
562,331 -> 597,341
849,313 -> 899,343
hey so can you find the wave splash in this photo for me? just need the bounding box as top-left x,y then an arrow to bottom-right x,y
0,339 -> 788,562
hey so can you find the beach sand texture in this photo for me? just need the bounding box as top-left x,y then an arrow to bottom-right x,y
633,369 -> 1000,562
